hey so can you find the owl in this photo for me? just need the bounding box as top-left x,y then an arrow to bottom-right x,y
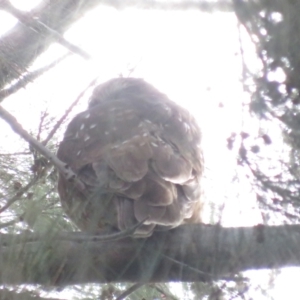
57,78 -> 203,237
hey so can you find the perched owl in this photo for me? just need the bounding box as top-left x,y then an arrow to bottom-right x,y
57,78 -> 203,237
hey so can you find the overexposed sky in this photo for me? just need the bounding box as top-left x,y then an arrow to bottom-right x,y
1,2 -> 258,226
0,1 -> 298,299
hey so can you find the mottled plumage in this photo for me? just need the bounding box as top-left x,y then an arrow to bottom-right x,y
57,78 -> 203,237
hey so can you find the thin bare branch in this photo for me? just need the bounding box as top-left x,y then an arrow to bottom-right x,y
43,77 -> 99,146
37,110 -> 48,142
0,105 -> 85,190
160,253 -> 214,279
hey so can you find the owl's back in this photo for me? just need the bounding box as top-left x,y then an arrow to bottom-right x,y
57,78 -> 203,237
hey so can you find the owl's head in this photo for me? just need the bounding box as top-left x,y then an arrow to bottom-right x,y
88,77 -> 166,108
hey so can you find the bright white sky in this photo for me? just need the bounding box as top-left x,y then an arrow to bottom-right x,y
0,1 -> 299,299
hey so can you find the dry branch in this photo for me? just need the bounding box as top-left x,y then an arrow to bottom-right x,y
0,105 -> 84,190
42,77 -> 98,146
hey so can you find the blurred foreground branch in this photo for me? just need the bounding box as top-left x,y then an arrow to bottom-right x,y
1,224 -> 300,285
0,0 -> 91,60
0,0 -> 101,89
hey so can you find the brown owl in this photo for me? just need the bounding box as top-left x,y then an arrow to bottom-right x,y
57,78 -> 203,237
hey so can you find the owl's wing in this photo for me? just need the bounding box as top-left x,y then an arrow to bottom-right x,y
57,78 -> 202,237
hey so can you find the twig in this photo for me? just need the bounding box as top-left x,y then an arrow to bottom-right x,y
0,0 -> 91,60
161,253 -> 247,282
0,105 -> 85,191
160,253 -> 212,278
43,77 -> 99,146
37,110 -> 48,142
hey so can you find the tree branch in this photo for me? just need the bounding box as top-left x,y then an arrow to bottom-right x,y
0,0 -> 91,60
0,224 -> 300,285
0,0 -> 102,89
0,105 -> 85,190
